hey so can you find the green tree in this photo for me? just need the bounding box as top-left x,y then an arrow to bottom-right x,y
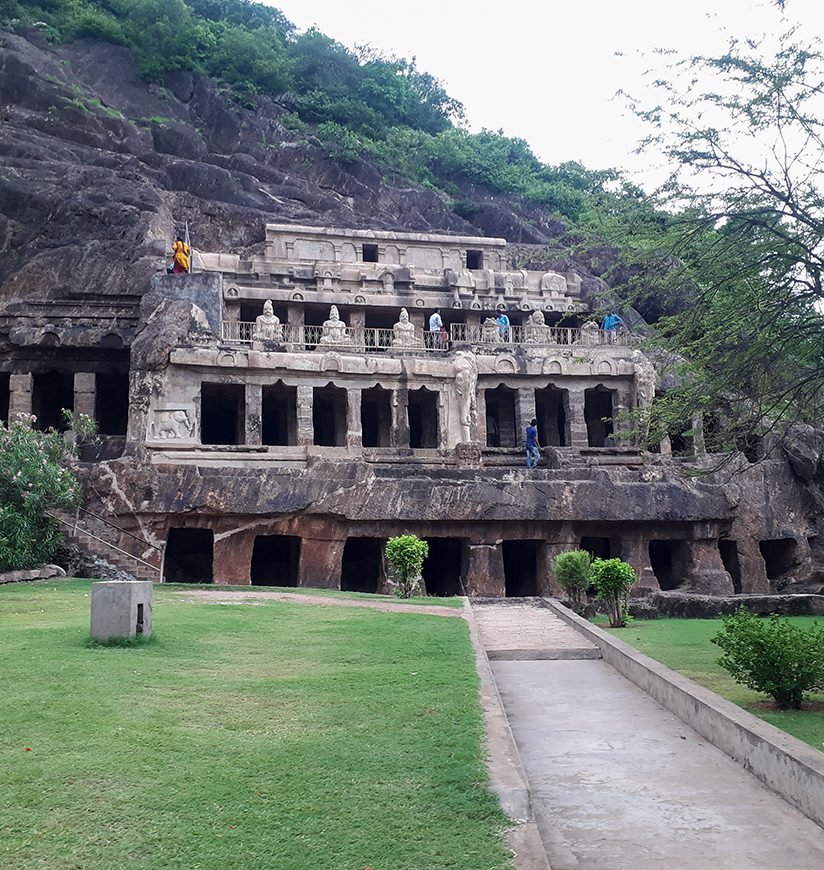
591,558 -> 636,628
385,534 -> 429,599
552,550 -> 592,611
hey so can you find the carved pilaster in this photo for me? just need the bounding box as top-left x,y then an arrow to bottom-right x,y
515,388 -> 537,445
567,387 -> 588,448
296,385 -> 314,447
246,383 -> 262,447
346,388 -> 362,449
8,372 -> 33,422
73,372 -> 96,420
391,388 -> 409,448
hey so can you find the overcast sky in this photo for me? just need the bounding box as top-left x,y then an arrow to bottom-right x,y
268,0 -> 824,182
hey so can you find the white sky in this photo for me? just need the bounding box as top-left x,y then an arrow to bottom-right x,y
268,0 -> 824,181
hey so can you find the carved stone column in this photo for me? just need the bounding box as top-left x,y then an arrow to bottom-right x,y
515,387 -> 536,445
684,539 -> 734,595
567,387 -> 589,448
213,529 -> 254,585
287,303 -> 305,329
298,535 -> 346,589
692,412 -> 706,455
8,373 -> 33,422
659,434 -> 672,455
465,541 -> 505,597
346,388 -> 362,449
73,372 -> 96,419
296,384 -> 314,447
246,383 -> 262,447
613,388 -> 633,446
391,387 -> 409,448
620,536 -> 659,591
475,388 -> 487,446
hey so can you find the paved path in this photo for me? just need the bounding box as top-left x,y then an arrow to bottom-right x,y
480,603 -> 824,869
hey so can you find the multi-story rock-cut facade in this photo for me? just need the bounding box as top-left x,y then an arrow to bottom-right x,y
1,224 -> 820,598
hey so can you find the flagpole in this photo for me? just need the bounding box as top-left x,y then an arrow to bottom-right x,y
184,221 -> 191,273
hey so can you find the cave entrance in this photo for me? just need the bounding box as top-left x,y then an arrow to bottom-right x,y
584,385 -> 614,447
313,384 -> 347,446
485,386 -> 517,448
262,382 -> 297,446
579,536 -> 614,560
341,537 -> 384,593
503,540 -> 539,597
164,528 -> 213,584
95,372 -> 129,436
422,538 -> 463,596
201,383 -> 245,445
535,385 -> 568,447
32,371 -> 73,431
466,250 -> 484,270
718,539 -> 742,593
250,535 -> 300,586
648,540 -> 689,590
362,243 -> 379,263
361,386 -> 392,448
0,373 -> 9,424
759,538 -> 798,584
408,388 -> 438,449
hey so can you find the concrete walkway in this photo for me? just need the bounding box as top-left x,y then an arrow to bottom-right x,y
479,604 -> 824,869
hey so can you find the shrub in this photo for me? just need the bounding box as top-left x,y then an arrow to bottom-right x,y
385,534 -> 429,599
552,550 -> 592,611
591,558 -> 637,627
0,418 -> 81,571
711,608 -> 824,709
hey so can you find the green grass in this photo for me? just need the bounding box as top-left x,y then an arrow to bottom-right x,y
1,580 -> 510,870
605,617 -> 824,750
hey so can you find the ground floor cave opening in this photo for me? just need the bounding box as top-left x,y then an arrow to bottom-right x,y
503,540 -> 539,597
95,372 -> 129,436
579,536 -> 614,560
262,382 -> 297,446
535,385 -> 568,447
584,386 -> 614,447
165,528 -> 214,584
201,383 -> 245,445
0,372 -> 9,424
32,370 -> 73,431
313,384 -> 347,446
408,388 -> 438,449
718,539 -> 742,593
422,538 -> 464,596
341,537 -> 384,593
361,386 -> 392,447
250,534 -> 300,586
648,540 -> 689,590
485,386 -> 517,448
759,538 -> 798,584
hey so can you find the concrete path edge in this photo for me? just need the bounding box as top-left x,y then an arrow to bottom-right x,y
543,598 -> 824,830
463,600 -> 552,870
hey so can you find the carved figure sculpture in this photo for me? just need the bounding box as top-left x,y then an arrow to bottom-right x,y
252,300 -> 283,342
632,350 -> 656,410
540,271 -> 567,295
391,308 -> 422,347
319,305 -> 349,345
188,303 -> 214,345
152,409 -> 194,439
481,317 -> 502,343
579,320 -> 600,346
453,351 -> 479,443
525,309 -> 552,344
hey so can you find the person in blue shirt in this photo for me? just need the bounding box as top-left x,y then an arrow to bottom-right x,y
525,417 -> 542,468
601,312 -> 625,331
429,308 -> 443,348
497,311 -> 510,340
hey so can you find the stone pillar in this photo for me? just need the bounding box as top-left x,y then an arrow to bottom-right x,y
542,539 -> 580,596
736,537 -> 770,594
613,388 -> 633,446
437,389 -> 449,449
465,541 -> 505,596
567,387 -> 589,448
620,536 -> 659,591
515,387 -> 536,444
73,373 -> 96,419
466,312 -> 482,329
684,539 -> 734,595
246,383 -> 262,447
296,385 -> 314,446
692,413 -> 706,455
346,388 -> 362,449
475,388 -> 487,446
410,311 -> 425,336
298,535 -> 346,589
224,301 -> 241,323
287,303 -> 304,329
659,435 -> 672,456
391,388 -> 409,448
8,372 -> 33,422
213,530 -> 254,585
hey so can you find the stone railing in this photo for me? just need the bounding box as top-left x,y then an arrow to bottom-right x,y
220,321 -> 628,351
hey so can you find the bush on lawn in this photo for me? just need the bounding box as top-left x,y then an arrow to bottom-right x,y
711,607 -> 824,709
591,557 -> 636,627
386,534 -> 429,599
553,549 -> 592,611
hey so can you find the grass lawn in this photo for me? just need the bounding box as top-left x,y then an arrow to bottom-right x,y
1,579 -> 510,870
605,617 -> 824,751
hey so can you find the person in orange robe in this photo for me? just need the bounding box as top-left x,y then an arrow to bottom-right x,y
172,237 -> 190,273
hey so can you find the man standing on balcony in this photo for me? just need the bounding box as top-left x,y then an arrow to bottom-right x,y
497,310 -> 510,341
525,418 -> 542,469
429,308 -> 443,348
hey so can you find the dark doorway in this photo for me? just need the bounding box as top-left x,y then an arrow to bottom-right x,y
579,536 -> 613,560
251,535 -> 300,586
165,528 -> 213,583
0,373 -> 9,424
535,386 -> 568,447
485,386 -> 517,448
669,425 -> 693,456
584,386 -> 614,447
341,537 -> 384,593
201,383 -> 245,445
718,539 -> 742,593
95,372 -> 129,436
503,540 -> 539,597
262,382 -> 297,446
422,538 -> 463,596
362,386 -> 392,447
313,385 -> 347,446
362,243 -> 379,263
32,371 -> 73,431
759,538 -> 798,583
408,388 -> 439,448
466,250 -> 484,270
136,602 -> 144,634
648,540 -> 688,590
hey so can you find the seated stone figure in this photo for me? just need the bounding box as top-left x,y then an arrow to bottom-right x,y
481,317 -> 502,343
579,319 -> 600,346
391,308 -> 422,347
525,310 -> 552,343
252,299 -> 283,342
319,304 -> 349,345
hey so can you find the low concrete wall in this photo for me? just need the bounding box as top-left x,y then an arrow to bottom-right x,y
0,564 -> 66,584
543,598 -> 824,830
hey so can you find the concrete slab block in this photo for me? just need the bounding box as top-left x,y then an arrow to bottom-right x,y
90,580 -> 153,641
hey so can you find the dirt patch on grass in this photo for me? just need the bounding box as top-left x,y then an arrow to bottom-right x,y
748,699 -> 824,713
173,589 -> 462,617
